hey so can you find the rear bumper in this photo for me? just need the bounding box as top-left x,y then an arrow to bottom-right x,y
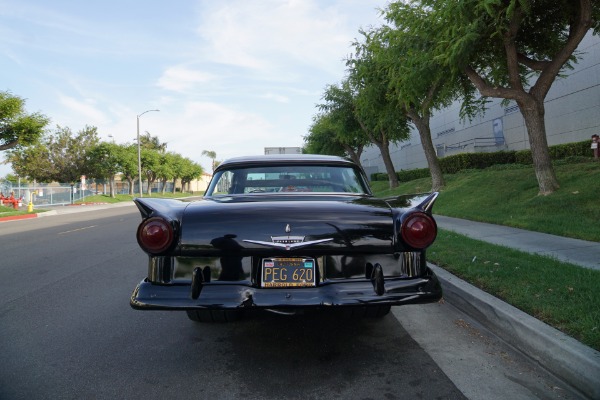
130,267 -> 442,310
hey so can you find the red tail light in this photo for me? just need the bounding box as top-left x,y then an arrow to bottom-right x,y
400,212 -> 437,249
137,217 -> 175,254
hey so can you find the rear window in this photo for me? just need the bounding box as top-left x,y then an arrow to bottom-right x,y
205,164 -> 370,196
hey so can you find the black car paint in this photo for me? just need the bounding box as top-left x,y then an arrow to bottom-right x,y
130,155 -> 442,313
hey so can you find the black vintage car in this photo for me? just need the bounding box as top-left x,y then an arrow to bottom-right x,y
131,154 -> 442,321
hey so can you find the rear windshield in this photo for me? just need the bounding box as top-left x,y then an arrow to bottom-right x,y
205,164 -> 370,196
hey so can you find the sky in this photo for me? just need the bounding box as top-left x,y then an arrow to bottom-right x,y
0,0 -> 387,177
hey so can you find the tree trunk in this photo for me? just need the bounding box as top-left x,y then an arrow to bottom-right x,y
127,178 -> 134,195
109,176 -> 115,198
342,144 -> 363,167
408,110 -> 445,191
375,136 -> 399,189
517,97 -> 559,195
357,121 -> 398,188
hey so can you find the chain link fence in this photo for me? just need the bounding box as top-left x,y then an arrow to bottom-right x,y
0,181 -> 126,207
0,180 -> 182,208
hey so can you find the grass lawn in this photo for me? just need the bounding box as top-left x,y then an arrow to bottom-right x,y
371,160 -> 600,351
371,161 -> 600,242
429,230 -> 600,351
0,204 -> 35,217
75,192 -> 192,203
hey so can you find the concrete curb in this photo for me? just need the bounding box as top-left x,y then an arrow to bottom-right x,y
0,213 -> 38,222
36,210 -> 57,217
431,263 -> 600,399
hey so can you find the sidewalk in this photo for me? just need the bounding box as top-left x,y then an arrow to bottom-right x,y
1,203 -> 599,397
0,201 -> 136,222
433,215 -> 600,399
434,215 -> 600,271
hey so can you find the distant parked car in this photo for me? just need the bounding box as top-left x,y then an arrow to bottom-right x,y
130,154 -> 442,322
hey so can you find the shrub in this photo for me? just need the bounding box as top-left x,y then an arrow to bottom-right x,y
369,140 -> 592,181
370,172 -> 389,181
397,168 -> 430,181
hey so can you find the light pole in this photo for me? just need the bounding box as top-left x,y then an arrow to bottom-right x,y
137,109 -> 159,197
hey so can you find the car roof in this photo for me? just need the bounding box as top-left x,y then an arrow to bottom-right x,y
215,154 -> 357,171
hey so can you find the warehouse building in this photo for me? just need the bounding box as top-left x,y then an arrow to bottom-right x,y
359,32 -> 600,177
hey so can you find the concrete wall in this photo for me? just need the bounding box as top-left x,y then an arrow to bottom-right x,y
360,32 -> 600,173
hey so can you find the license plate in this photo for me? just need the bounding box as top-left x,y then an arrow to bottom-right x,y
261,258 -> 316,288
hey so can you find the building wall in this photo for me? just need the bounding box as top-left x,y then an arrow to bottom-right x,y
265,147 -> 302,155
177,172 -> 212,194
360,32 -> 600,175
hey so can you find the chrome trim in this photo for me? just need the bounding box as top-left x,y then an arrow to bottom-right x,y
243,238 -> 333,250
148,256 -> 174,284
271,235 -> 305,244
400,252 -> 421,277
418,192 -> 439,213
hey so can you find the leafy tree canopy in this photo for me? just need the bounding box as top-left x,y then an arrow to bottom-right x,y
382,0 -> 599,194
0,91 -> 49,151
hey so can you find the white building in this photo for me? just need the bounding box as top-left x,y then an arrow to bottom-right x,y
265,147 -> 302,155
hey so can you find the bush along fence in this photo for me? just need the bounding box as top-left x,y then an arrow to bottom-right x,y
371,140 -> 592,182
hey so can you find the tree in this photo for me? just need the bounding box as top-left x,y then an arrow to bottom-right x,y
306,107 -> 368,166
396,0 -> 599,194
6,142 -> 53,182
47,125 -> 100,183
169,153 -> 186,193
368,11 -> 483,191
0,91 -> 49,151
118,145 -> 140,195
87,142 -> 123,197
7,125 -> 100,183
141,148 -> 162,194
157,152 -> 176,194
345,42 -> 412,188
306,113 -> 366,166
139,131 -> 167,152
304,114 -> 348,158
202,150 -> 217,173
135,132 -> 167,193
180,158 -> 203,193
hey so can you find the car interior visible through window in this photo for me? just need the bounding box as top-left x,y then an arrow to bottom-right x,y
207,165 -> 368,195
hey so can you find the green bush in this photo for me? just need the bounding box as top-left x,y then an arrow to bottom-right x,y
438,151 -> 518,173
397,168 -> 431,181
372,168 -> 431,182
370,172 -> 389,181
369,140 -> 591,182
515,140 -> 591,165
515,149 -> 533,164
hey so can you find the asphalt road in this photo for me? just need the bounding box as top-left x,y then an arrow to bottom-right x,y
0,206 -> 580,400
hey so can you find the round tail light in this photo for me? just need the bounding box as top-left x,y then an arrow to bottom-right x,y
137,217 -> 175,254
400,212 -> 437,249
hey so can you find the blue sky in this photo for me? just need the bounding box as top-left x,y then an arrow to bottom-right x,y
0,0 -> 386,177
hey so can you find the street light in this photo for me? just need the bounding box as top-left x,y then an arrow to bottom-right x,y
137,109 -> 159,197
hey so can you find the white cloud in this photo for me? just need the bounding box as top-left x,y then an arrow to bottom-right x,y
196,0 -> 377,77
58,94 -> 108,126
157,65 -> 216,92
136,101 -> 276,167
259,92 -> 290,103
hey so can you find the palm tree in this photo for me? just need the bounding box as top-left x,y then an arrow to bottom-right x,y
140,132 -> 167,152
202,150 -> 217,173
